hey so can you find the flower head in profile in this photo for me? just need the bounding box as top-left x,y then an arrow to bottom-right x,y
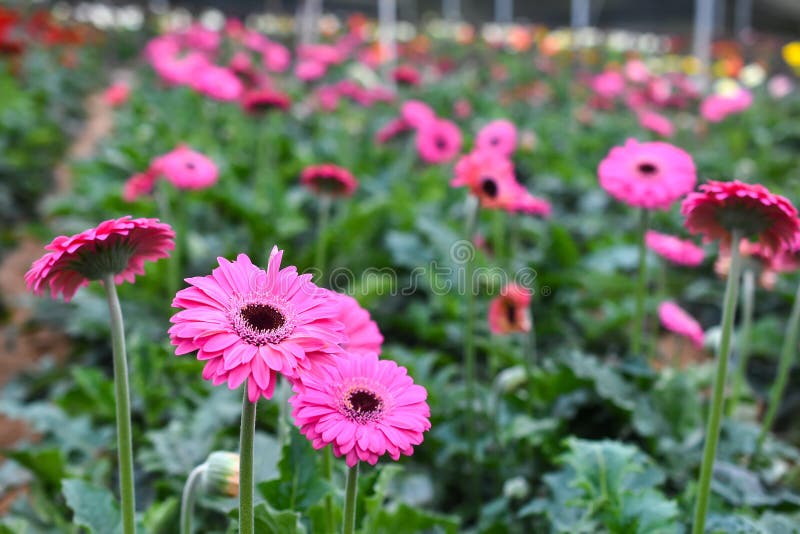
151,145 -> 219,190
681,180 -> 800,255
658,301 -> 704,349
699,86 -> 752,122
241,88 -> 291,114
452,150 -> 517,209
169,248 -> 345,402
488,283 -> 532,334
645,231 -> 704,267
328,292 -> 383,355
25,216 -> 175,301
190,65 -> 244,102
715,238 -> 800,290
300,164 -> 358,197
289,352 -> 430,467
392,65 -> 421,86
416,119 -> 462,164
637,110 -> 674,138
475,119 -> 517,157
509,187 -> 552,218
598,139 -> 696,210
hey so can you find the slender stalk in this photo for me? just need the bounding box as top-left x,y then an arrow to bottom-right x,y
322,449 -> 335,534
239,389 -> 257,534
180,465 -> 206,534
314,195 -> 332,283
632,208 -> 650,356
342,463 -> 359,534
692,229 -> 743,534
462,196 -> 480,500
729,268 -> 756,416
102,274 -> 136,534
492,210 -> 505,267
756,281 -> 800,453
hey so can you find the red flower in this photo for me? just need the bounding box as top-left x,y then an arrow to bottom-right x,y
300,164 -> 358,197
241,88 -> 291,114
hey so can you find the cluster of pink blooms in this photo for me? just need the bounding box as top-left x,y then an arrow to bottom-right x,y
699,86 -> 753,123
451,120 -> 551,216
169,247 -> 430,467
123,145 -> 218,202
314,79 -> 395,112
377,99 -> 462,164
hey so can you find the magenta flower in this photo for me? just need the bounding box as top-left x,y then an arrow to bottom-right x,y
645,231 -> 704,267
242,88 -> 291,114
289,353 -> 430,467
328,292 -> 384,355
658,301 -> 704,349
151,145 -> 219,190
597,139 -> 696,210
699,87 -> 752,122
637,110 -> 674,138
416,119 -> 462,164
475,119 -> 517,157
190,65 -> 244,102
295,60 -> 327,81
25,217 -> 175,301
591,70 -> 625,100
169,248 -> 345,402
392,65 -> 421,86
400,100 -> 435,129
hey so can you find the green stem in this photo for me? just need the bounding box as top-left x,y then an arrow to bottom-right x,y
463,196 -> 480,510
180,465 -> 205,534
239,389 -> 257,534
756,280 -> 800,454
322,448 -> 334,534
314,195 -> 332,283
492,210 -> 505,267
632,208 -> 650,356
342,463 -> 359,534
691,229 -> 743,534
729,268 -> 756,416
102,274 -> 136,534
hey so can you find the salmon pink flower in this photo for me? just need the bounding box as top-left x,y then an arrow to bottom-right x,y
416,118 -> 462,164
597,139 -> 696,210
645,231 -> 704,267
122,171 -> 158,202
510,188 -> 552,218
452,150 -> 517,209
25,216 -> 175,301
681,180 -> 800,255
289,352 -> 430,467
488,283 -> 532,334
169,248 -> 345,402
475,119 -> 517,157
151,145 -> 218,190
103,82 -> 130,107
300,164 -> 358,197
328,292 -> 383,355
658,301 -> 704,349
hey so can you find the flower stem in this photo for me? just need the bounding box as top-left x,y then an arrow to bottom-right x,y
180,464 -> 206,534
322,448 -> 334,534
632,208 -> 650,356
315,195 -> 332,283
729,268 -> 756,416
756,280 -> 800,454
239,389 -> 257,534
463,196 -> 480,507
342,463 -> 359,534
691,229 -> 743,534
102,274 -> 136,534
492,210 -> 505,266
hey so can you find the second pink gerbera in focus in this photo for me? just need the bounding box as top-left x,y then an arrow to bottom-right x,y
598,138 -> 696,210
289,352 -> 430,467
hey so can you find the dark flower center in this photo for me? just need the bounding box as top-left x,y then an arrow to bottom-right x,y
240,304 -> 285,332
637,162 -> 658,175
344,388 -> 384,423
312,176 -> 347,194
434,136 -> 448,150
505,302 -> 516,325
481,177 -> 499,198
490,136 -> 500,146
185,161 -> 196,170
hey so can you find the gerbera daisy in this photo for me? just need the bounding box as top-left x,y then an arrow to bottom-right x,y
300,164 -> 358,197
375,117 -> 412,144
392,65 -> 421,86
416,119 -> 462,164
190,64 -> 244,102
169,248 -> 345,402
241,87 -> 291,114
681,180 -> 800,254
509,187 -> 552,218
645,230 -> 704,267
475,119 -> 517,157
151,145 -> 219,190
488,283 -> 532,334
637,109 -> 674,138
328,292 -> 384,355
400,99 -> 435,129
25,216 -> 175,301
289,352 -> 430,467
451,150 -> 518,209
598,139 -> 696,210
658,301 -> 704,349
122,171 -> 158,202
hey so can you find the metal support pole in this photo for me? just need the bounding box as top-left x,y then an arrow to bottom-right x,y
494,0 -> 512,23
443,0 -> 461,21
571,0 -> 591,28
692,0 -> 715,87
734,0 -> 752,36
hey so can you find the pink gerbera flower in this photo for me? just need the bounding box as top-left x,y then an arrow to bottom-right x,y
103,82 -> 130,107
597,139 -> 697,210
451,150 -> 518,209
400,100 -> 435,129
416,119 -> 462,164
375,117 -> 412,144
645,230 -> 704,267
190,65 -> 244,102
122,171 -> 158,202
169,248 -> 345,402
328,292 -> 384,355
241,88 -> 292,114
658,301 -> 704,349
25,216 -> 175,301
151,145 -> 219,190
392,65 -> 421,86
637,110 -> 674,138
289,352 -> 430,467
300,164 -> 358,197
699,87 -> 752,123
488,283 -> 532,334
509,188 -> 552,218
295,60 -> 327,82
591,70 -> 626,100
475,119 -> 517,157
681,180 -> 800,255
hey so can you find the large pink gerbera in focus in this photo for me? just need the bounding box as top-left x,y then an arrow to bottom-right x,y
645,230 -> 704,267
25,216 -> 175,301
151,145 -> 219,190
475,119 -> 517,157
598,138 -> 696,210
169,248 -> 345,402
658,301 -> 704,349
681,180 -> 800,255
328,292 -> 384,355
289,352 -> 430,467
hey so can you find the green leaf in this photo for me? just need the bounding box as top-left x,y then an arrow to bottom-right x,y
361,502 -> 459,534
62,479 -> 123,534
4,448 -> 66,489
252,502 -> 306,534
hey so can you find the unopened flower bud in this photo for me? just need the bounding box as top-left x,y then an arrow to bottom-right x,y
201,451 -> 240,497
503,476 -> 530,500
